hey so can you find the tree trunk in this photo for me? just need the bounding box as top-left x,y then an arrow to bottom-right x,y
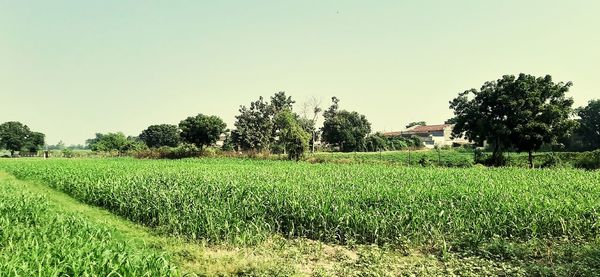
10,150 -> 14,157
311,132 -> 315,153
528,150 -> 534,169
492,138 -> 500,159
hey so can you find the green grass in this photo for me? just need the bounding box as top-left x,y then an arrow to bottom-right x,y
1,158 -> 600,275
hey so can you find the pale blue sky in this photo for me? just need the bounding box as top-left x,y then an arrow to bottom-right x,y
1,1 -> 599,145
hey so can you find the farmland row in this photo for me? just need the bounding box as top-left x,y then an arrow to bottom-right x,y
0,172 -> 177,276
1,158 -> 599,249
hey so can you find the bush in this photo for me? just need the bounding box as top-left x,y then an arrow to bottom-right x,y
132,144 -> 201,159
418,157 -> 433,167
472,150 -> 508,167
574,150 -> 600,170
166,143 -> 201,159
202,147 -> 220,157
61,149 -> 74,158
473,149 -> 486,164
540,153 -> 571,168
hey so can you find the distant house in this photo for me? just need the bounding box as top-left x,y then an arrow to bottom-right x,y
384,124 -> 468,149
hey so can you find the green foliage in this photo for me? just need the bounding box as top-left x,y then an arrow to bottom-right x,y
133,143 -> 201,159
297,117 -> 318,148
86,132 -> 145,153
179,114 -> 227,150
61,148 -> 74,158
169,143 -> 201,159
450,73 -> 576,167
274,110 -> 310,160
0,175 -> 178,276
321,98 -> 371,152
365,133 -> 387,152
139,124 -> 180,148
220,131 -> 238,151
3,158 -> 599,250
22,131 -> 45,152
310,150 -> 473,167
233,91 -> 307,154
269,91 -> 295,113
574,149 -> 600,170
2,159 -> 600,275
418,156 -> 433,167
0,121 -> 45,155
234,96 -> 274,151
385,135 -> 423,150
573,99 -> 600,151
405,121 -> 426,129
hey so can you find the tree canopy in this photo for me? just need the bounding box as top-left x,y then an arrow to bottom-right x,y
273,109 -> 310,160
450,73 -> 575,167
179,114 -> 227,150
86,132 -> 145,152
23,132 -> 46,153
139,124 -> 180,148
0,121 -> 45,156
321,97 -> 371,152
576,99 -> 600,150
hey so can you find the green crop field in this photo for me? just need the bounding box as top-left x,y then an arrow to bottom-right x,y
1,158 -> 599,275
308,149 -> 475,167
0,172 -> 178,276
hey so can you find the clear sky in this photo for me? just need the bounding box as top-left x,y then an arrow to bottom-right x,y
1,1 -> 599,145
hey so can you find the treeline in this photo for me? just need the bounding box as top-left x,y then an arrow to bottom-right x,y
2,73 -> 599,163
80,92 -> 420,160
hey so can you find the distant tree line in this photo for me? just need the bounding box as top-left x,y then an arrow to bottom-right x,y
2,73 -> 599,163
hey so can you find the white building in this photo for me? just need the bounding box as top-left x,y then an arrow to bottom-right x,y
384,124 -> 469,149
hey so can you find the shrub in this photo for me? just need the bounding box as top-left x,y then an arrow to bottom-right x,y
540,153 -> 570,168
473,149 -> 487,164
418,157 -> 433,167
166,143 -> 200,159
574,150 -> 600,170
61,148 -> 74,158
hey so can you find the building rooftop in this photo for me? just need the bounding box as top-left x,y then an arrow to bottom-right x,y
407,124 -> 452,133
382,124 -> 453,137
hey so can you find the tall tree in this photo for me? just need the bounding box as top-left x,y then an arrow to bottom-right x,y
323,96 -> 339,119
450,74 -> 575,167
233,92 -> 316,154
300,97 -> 322,153
139,124 -> 180,148
0,121 -> 32,156
274,109 -> 310,160
179,114 -> 227,151
576,99 -> 600,150
270,91 -> 295,114
321,98 -> 371,152
234,96 -> 274,151
269,92 -> 296,153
